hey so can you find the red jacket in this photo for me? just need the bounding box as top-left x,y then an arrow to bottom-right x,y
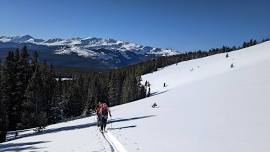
96,103 -> 111,116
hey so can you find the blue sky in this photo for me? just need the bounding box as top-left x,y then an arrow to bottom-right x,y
0,0 -> 270,51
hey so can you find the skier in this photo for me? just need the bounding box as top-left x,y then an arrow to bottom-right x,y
95,102 -> 102,127
96,101 -> 111,132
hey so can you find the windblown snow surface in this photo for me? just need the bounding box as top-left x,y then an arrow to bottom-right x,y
1,41 -> 270,152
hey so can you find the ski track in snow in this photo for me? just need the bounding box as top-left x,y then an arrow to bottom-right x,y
101,132 -> 115,152
102,130 -> 128,152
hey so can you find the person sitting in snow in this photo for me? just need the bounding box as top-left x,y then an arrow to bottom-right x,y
96,101 -> 111,132
152,102 -> 158,108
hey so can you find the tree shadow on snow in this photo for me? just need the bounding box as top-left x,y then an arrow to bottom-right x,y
108,125 -> 137,130
108,115 -> 155,124
151,90 -> 168,96
9,115 -> 155,141
0,141 -> 49,152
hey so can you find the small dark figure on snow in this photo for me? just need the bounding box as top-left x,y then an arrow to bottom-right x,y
152,103 -> 158,108
163,83 -> 166,87
145,81 -> 148,87
15,132 -> 18,138
147,87 -> 151,97
96,101 -> 111,132
226,53 -> 229,58
230,63 -> 234,68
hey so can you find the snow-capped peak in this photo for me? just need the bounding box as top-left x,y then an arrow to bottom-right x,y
0,35 -> 45,43
0,35 -> 180,59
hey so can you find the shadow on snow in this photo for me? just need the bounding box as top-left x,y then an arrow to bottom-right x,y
108,125 -> 137,130
7,115 -> 155,142
151,90 -> 168,96
0,141 -> 49,152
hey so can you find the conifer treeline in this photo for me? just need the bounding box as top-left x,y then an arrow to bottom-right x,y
0,47 -> 58,142
0,38 -> 268,142
0,47 -> 147,142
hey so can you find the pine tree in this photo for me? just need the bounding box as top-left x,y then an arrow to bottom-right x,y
48,74 -> 63,124
0,93 -> 8,142
22,67 -> 48,129
63,79 -> 84,117
1,48 -> 31,135
40,63 -> 59,124
137,76 -> 146,99
108,72 -> 122,106
2,51 -> 18,131
14,47 -> 30,129
0,60 -> 8,142
62,82 -> 72,117
121,74 -> 137,103
85,78 -> 97,113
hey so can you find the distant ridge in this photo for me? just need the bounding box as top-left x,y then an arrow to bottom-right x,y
0,35 -> 179,69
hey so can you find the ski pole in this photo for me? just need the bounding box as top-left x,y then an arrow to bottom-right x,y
110,116 -> 112,129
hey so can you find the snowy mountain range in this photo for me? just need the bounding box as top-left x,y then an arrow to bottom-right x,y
0,35 -> 179,69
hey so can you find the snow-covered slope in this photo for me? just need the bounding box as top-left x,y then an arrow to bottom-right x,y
110,41 -> 270,152
1,41 -> 270,152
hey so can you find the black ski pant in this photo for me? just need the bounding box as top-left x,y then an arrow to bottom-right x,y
100,116 -> 108,131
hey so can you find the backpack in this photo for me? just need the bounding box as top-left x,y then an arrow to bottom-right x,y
100,103 -> 108,116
